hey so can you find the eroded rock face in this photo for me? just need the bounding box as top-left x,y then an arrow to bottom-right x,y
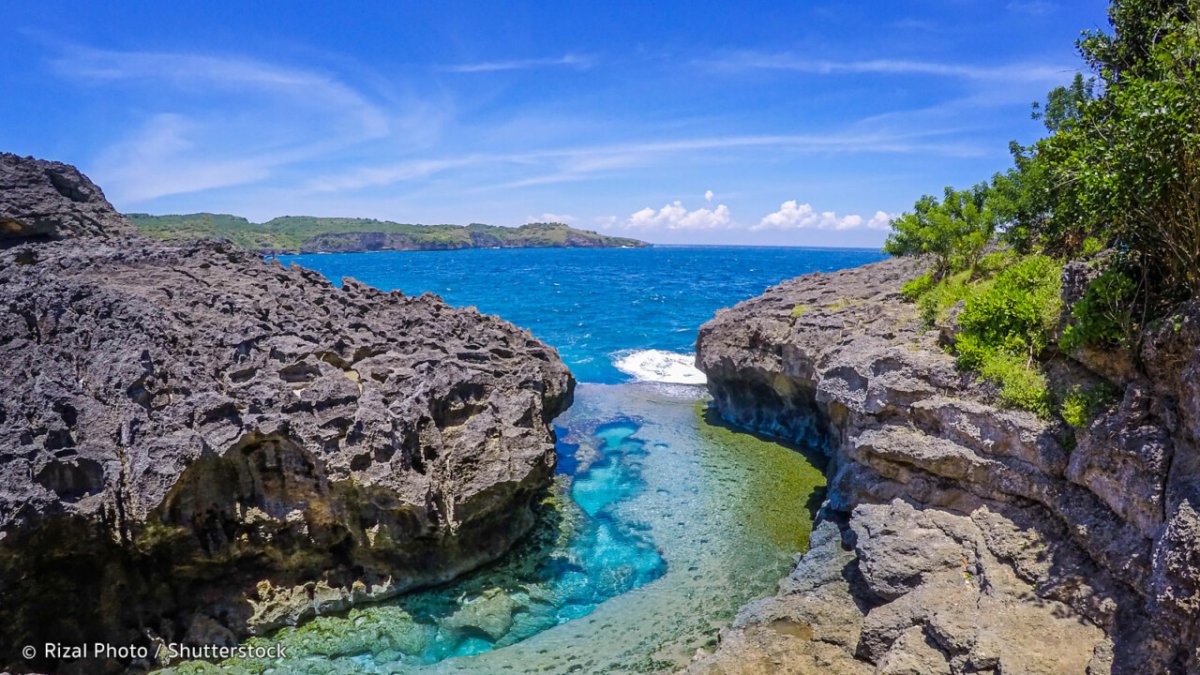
0,153 -> 133,242
692,256 -> 1200,673
0,156 -> 573,672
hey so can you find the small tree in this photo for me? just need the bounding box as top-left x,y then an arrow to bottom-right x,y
1013,0 -> 1200,305
883,184 -> 998,277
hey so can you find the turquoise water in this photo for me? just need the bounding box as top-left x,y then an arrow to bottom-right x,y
277,246 -> 886,383
179,385 -> 826,674
174,246 -> 874,673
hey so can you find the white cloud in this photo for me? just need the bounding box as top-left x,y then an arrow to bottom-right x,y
440,54 -> 593,73
836,214 -> 863,230
532,212 -> 576,224
54,46 -> 390,138
1007,1 -> 1056,15
755,201 -> 892,231
314,129 -> 983,194
50,45 -> 406,204
700,53 -> 1071,84
867,211 -> 894,230
95,114 -> 275,202
704,189 -> 714,202
626,201 -> 732,230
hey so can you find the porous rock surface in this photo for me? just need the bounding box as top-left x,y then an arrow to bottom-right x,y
0,154 -> 573,672
1,152 -> 134,241
692,256 -> 1200,673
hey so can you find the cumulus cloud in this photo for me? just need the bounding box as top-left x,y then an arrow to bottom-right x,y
704,189 -> 714,202
867,211 -> 894,230
626,200 -> 732,230
755,201 -> 893,231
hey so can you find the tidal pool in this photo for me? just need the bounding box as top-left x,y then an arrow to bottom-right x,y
168,383 -> 825,674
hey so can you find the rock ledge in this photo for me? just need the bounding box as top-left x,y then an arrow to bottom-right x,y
693,256 -> 1200,673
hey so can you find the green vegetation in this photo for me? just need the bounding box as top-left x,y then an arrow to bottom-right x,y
954,255 -> 1063,372
790,304 -> 809,318
954,256 -> 1064,416
884,0 -> 1199,420
883,184 -> 997,277
126,213 -> 648,253
1061,384 -> 1120,428
978,352 -> 1054,416
915,269 -> 972,327
1060,266 -> 1138,351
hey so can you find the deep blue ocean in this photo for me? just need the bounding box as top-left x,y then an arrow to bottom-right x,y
211,245 -> 885,673
278,245 -> 887,383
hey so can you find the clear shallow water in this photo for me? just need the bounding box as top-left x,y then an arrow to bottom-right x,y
171,246 -> 875,673
174,385 -> 825,674
277,246 -> 886,383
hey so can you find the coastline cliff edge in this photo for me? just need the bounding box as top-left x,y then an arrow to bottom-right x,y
692,255 -> 1200,674
0,153 -> 574,673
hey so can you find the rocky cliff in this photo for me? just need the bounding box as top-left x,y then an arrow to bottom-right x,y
0,153 -> 574,673
692,256 -> 1200,673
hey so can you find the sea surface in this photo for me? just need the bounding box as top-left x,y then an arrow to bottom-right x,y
274,246 -> 886,383
171,245 -> 884,674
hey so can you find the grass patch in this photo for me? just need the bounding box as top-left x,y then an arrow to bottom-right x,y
823,297 -> 863,312
978,352 -> 1053,416
900,252 -> 1063,416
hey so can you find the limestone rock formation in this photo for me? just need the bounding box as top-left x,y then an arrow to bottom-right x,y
1,153 -> 133,241
0,155 -> 573,673
693,256 -> 1200,673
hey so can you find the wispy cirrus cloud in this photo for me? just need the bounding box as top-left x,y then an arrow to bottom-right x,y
1007,1 -> 1057,16
44,44 -> 417,203
698,52 -> 1072,84
308,127 -> 986,195
439,53 -> 594,73
53,46 -> 390,136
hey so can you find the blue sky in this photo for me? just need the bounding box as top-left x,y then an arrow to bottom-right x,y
1,1 -> 1109,246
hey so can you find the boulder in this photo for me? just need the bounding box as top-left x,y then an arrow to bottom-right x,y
0,155 -> 574,672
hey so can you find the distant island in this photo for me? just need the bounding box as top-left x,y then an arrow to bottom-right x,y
125,213 -> 649,254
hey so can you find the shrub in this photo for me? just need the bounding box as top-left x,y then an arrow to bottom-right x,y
1010,2 -> 1200,307
955,255 -> 1064,369
978,352 -> 1054,416
1060,393 -> 1089,429
884,184 -> 999,277
975,249 -> 1019,277
1060,383 -> 1120,428
1060,265 -> 1137,351
901,272 -> 935,301
951,254 -> 1063,415
790,304 -> 809,318
915,271 -> 972,328
1079,236 -> 1106,258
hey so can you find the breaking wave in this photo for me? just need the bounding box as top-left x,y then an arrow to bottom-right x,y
613,349 -> 707,385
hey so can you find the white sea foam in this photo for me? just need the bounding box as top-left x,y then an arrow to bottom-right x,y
613,350 -> 707,385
